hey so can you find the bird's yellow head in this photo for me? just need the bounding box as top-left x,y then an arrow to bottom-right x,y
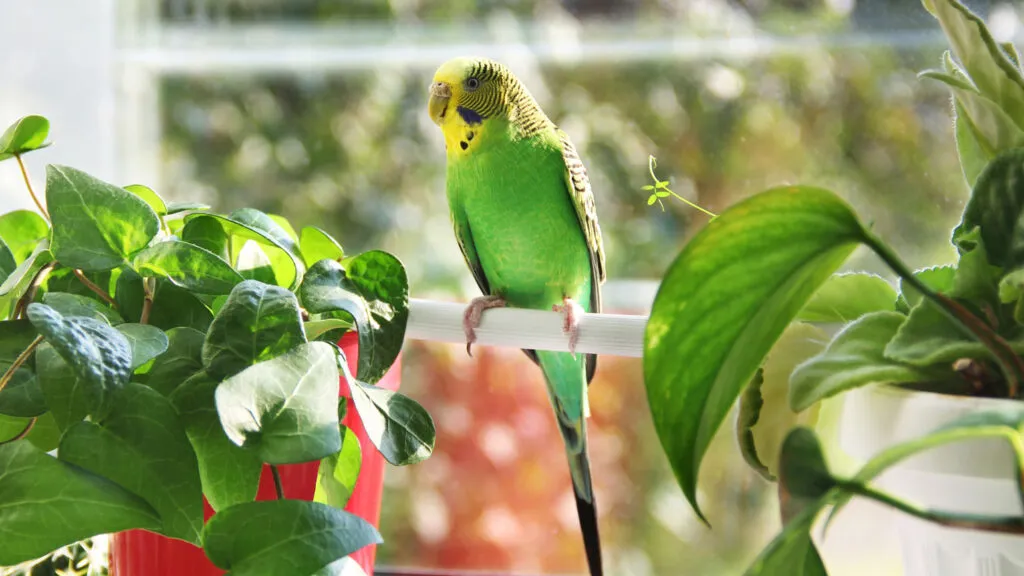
428,57 -> 549,152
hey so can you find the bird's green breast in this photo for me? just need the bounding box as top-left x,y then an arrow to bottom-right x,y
447,128 -> 592,310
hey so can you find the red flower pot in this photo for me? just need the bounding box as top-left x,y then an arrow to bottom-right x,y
110,332 -> 399,575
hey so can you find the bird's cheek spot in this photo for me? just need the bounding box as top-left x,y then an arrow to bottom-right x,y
467,131 -> 475,141
460,141 -> 469,151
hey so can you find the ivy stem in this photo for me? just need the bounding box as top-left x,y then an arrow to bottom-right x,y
0,417 -> 36,446
270,465 -> 285,500
73,270 -> 116,307
863,230 -> 1024,398
139,277 -> 156,325
13,261 -> 55,319
0,335 -> 43,395
836,480 -> 1024,535
15,155 -> 49,221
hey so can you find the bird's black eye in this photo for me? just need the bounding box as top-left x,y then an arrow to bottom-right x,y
465,77 -> 480,91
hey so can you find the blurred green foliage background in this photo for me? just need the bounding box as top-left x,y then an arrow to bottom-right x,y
147,0 -> 996,573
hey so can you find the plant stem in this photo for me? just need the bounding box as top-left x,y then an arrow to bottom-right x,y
15,155 -> 49,221
139,277 -> 156,325
12,261 -> 55,319
837,480 -> 1024,535
270,465 -> 285,500
863,230 -> 1024,397
0,417 -> 36,446
73,269 -> 116,307
0,335 -> 43,394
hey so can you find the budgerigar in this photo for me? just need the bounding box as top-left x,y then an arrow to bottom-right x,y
428,57 -> 606,575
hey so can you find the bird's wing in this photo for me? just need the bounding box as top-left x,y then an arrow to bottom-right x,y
558,129 -> 606,384
450,209 -> 491,297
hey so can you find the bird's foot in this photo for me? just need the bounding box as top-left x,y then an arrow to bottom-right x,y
462,295 -> 506,356
553,297 -> 585,358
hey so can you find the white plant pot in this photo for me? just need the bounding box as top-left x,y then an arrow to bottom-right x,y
837,384 -> 1024,576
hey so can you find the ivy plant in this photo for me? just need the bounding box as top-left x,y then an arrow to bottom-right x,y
643,0 -> 1024,573
0,114 -> 435,575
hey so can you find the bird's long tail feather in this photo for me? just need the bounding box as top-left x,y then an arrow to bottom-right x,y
537,350 -> 603,576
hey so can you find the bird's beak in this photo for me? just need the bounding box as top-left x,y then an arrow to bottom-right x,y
428,81 -> 452,125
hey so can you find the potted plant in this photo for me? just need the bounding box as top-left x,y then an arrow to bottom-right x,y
0,114 -> 435,576
643,0 -> 1024,574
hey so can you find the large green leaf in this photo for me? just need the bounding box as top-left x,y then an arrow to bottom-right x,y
0,115 -> 50,161
0,441 -> 161,565
203,280 -> 306,380
26,303 -> 132,418
42,291 -> 123,324
170,371 -> 262,511
116,323 -> 169,370
59,383 -> 204,544
0,210 -> 48,264
298,252 -> 409,384
215,342 -> 341,464
46,165 -> 160,271
202,500 -> 382,576
924,0 -> 1024,130
797,272 -> 896,323
181,215 -> 230,262
643,186 -> 865,522
300,226 -> 345,265
147,327 -> 206,396
133,240 -> 244,295
314,426 -> 362,510
884,301 -> 997,367
790,311 -> 937,411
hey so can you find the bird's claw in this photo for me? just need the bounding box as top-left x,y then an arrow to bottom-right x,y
462,295 -> 506,357
553,297 -> 584,358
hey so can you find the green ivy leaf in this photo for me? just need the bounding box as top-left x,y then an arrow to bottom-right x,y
0,441 -> 161,566
116,323 -> 169,370
46,165 -> 160,271
26,303 -> 132,418
305,318 -> 354,341
0,319 -> 45,417
643,186 -> 865,523
347,375 -> 434,466
790,312 -> 938,411
170,371 -> 262,511
165,201 -> 211,215
797,272 -> 897,323
24,412 -> 60,452
0,237 -> 17,288
59,383 -> 203,545
202,500 -> 382,576
0,115 -> 51,161
133,239 -> 244,295
298,252 -> 409,384
235,240 -> 278,285
124,184 -> 167,217
0,209 -> 49,263
185,212 -> 300,289
0,243 -> 53,317
203,280 -> 306,380
300,226 -> 345,265
181,215 -> 230,262
147,327 -> 206,397
215,341 -> 341,464
42,291 -> 123,324
314,426 -> 362,510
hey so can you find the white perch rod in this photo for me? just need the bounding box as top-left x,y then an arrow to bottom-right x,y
406,298 -> 648,358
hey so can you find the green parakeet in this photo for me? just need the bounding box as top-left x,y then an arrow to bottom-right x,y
428,57 -> 607,575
